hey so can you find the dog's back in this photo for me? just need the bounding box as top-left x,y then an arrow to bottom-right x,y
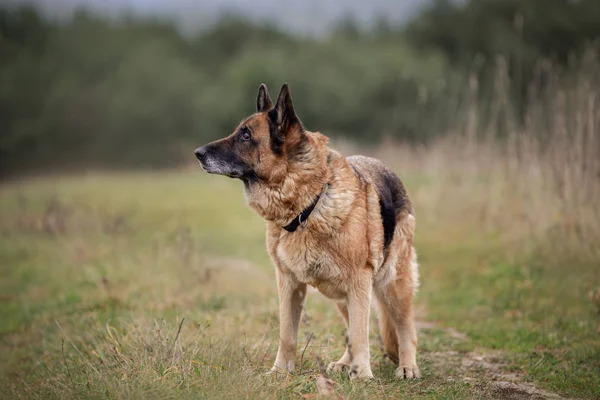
346,155 -> 413,250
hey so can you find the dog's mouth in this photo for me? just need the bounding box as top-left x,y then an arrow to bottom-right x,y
198,157 -> 245,179
195,146 -> 256,181
197,159 -> 215,174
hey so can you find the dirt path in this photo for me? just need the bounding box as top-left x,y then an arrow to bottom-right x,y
420,322 -> 568,399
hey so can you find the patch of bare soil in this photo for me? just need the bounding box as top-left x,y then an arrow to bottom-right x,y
429,349 -> 566,399
463,352 -> 566,399
417,318 -> 571,399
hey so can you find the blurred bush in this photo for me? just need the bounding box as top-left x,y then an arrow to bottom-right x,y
1,0 -> 599,174
406,0 -> 600,128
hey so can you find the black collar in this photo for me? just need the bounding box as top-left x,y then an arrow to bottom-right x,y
282,184 -> 327,232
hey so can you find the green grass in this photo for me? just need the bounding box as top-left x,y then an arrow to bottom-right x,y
1,171 -> 599,399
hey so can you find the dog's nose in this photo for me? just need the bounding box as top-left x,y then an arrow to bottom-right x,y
194,147 -> 207,161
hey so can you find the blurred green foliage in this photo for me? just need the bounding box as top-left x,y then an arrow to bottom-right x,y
1,0 -> 599,174
406,0 -> 600,120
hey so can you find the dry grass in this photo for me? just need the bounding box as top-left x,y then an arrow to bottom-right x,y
372,49 -> 600,263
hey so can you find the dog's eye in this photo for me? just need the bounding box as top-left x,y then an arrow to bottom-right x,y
240,129 -> 251,141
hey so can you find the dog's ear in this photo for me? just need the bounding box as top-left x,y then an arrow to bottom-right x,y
270,83 -> 301,137
256,83 -> 273,112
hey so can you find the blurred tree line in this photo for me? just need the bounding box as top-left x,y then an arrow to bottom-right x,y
406,0 -> 600,131
1,0 -> 599,174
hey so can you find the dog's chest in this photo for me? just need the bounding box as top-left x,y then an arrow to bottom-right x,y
275,235 -> 346,299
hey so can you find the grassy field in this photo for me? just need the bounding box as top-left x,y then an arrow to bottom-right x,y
1,167 -> 599,399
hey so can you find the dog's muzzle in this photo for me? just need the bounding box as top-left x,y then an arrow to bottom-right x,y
194,144 -> 255,180
194,146 -> 207,162
194,146 -> 215,174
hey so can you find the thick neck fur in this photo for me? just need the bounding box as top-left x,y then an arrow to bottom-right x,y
244,130 -> 332,227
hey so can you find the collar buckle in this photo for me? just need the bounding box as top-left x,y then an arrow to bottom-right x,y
298,213 -> 309,229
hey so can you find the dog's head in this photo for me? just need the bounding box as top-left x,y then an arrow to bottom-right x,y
194,83 -> 305,184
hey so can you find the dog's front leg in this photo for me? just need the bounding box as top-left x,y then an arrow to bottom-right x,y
271,267 -> 306,374
346,273 -> 374,379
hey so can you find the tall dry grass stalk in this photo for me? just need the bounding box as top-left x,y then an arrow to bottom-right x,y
377,49 -> 600,263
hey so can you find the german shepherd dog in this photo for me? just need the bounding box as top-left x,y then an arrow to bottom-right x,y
195,84 -> 420,380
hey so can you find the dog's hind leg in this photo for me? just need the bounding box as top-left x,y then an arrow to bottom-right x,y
376,297 -> 399,365
326,301 -> 353,373
374,250 -> 420,379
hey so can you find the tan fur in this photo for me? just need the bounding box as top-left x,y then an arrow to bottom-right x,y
196,84 -> 420,380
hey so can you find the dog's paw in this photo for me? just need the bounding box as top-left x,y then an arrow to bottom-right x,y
263,368 -> 280,378
395,365 -> 421,379
265,365 -> 292,378
326,361 -> 349,374
348,363 -> 374,380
